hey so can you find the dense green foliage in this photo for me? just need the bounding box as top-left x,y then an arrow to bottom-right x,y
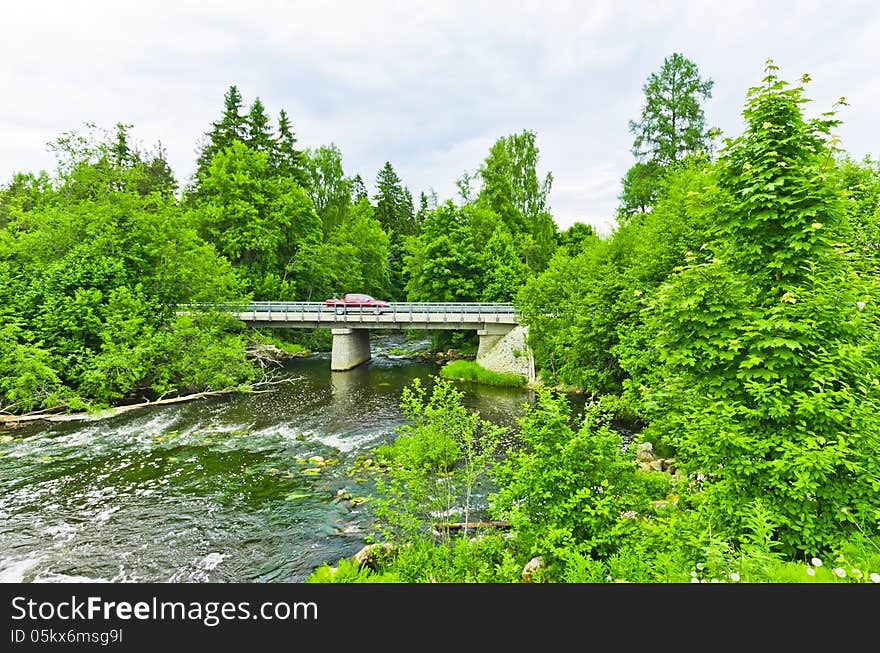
372,378 -> 505,544
629,63 -> 880,555
0,125 -> 254,411
1,84 -> 562,412
311,377 -> 880,583
517,59 -> 880,562
309,58 -> 880,582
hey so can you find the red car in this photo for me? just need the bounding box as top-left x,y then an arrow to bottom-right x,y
325,293 -> 390,314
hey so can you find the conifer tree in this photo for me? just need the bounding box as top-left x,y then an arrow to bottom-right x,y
374,162 -> 416,237
619,53 -> 715,218
628,52 -> 715,166
245,97 -> 274,155
351,174 -> 369,203
275,109 -> 308,187
189,85 -> 247,202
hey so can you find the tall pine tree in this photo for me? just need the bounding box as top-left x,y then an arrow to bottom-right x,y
189,85 -> 247,203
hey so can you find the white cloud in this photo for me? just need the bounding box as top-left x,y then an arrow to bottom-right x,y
2,0 -> 878,229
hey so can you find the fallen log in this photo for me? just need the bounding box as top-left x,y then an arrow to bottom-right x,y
434,520 -> 511,531
0,377 -> 300,426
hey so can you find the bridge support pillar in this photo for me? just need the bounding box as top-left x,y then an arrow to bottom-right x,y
476,324 -> 535,384
331,328 -> 371,371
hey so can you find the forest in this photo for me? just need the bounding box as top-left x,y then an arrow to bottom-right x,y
2,54 -> 878,582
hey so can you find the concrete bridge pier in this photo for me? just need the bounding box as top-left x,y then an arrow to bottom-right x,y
476,324 -> 511,359
331,328 -> 371,371
477,324 -> 535,384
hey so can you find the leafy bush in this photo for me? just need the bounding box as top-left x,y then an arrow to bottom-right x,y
628,61 -> 880,556
491,390 -> 650,560
373,377 -> 505,544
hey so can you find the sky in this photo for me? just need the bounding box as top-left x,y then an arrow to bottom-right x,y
2,1 -> 879,235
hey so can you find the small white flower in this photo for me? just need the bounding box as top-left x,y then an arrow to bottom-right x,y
811,557 -> 823,567
870,572 -> 880,583
851,569 -> 863,579
834,567 -> 846,578
696,563 -> 705,571
691,571 -> 698,578
729,572 -> 740,582
806,567 -> 816,576
691,577 -> 699,583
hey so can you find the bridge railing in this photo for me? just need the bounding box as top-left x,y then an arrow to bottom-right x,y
179,301 -> 518,323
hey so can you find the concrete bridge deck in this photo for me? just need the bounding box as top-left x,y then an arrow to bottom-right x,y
191,301 -> 531,380
224,301 -> 518,330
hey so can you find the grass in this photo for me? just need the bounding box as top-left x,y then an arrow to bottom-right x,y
439,360 -> 526,388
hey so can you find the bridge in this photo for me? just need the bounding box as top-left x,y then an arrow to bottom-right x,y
206,301 -> 534,380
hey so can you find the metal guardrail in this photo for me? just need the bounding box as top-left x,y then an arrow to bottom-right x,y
180,301 -> 518,324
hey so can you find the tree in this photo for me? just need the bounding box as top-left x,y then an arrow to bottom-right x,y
196,86 -> 246,168
274,109 -> 308,187
628,53 -> 715,166
195,140 -> 321,298
617,160 -> 664,219
0,123 -> 253,411
404,201 -> 482,302
351,174 -> 369,203
557,222 -> 596,253
245,97 -> 274,155
630,62 -> 880,555
476,130 -> 557,271
374,162 -> 416,299
374,162 -> 416,237
304,144 -> 352,236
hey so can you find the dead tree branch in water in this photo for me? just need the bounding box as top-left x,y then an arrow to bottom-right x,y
0,376 -> 300,427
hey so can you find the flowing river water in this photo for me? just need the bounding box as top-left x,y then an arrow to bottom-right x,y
0,334 -> 588,583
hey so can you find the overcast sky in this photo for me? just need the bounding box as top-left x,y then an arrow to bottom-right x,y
2,1 -> 878,234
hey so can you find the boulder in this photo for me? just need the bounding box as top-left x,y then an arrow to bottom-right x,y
635,442 -> 655,462
522,556 -> 546,583
354,543 -> 395,570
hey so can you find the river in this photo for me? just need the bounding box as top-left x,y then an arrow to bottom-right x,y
0,334 -> 566,583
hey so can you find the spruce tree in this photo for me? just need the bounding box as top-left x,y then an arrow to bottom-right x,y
351,174 -> 369,203
189,85 -> 247,202
245,97 -> 274,155
275,109 -> 308,187
374,162 -> 416,237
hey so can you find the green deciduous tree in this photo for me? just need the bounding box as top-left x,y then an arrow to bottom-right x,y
476,130 -> 557,271
195,140 -> 321,298
0,124 -> 253,411
304,144 -> 352,236
404,202 -> 483,303
631,62 -> 880,555
617,160 -> 664,220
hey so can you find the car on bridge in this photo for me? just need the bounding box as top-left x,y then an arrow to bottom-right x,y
325,293 -> 390,314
